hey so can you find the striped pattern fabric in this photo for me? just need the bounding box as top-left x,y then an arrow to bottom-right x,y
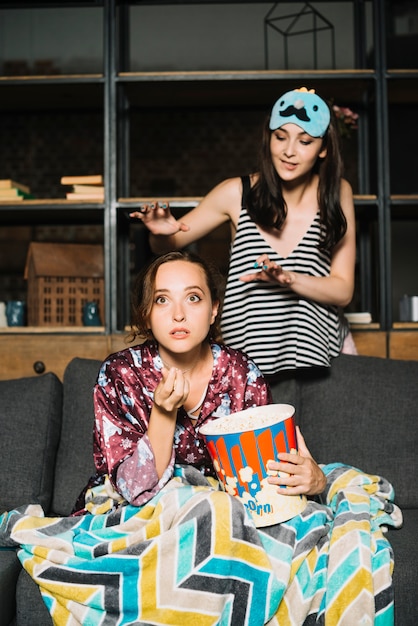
0,463 -> 400,625
221,205 -> 343,375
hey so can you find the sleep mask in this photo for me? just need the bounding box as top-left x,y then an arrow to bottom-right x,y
269,87 -> 330,138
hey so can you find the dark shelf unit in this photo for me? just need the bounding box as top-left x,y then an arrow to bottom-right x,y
0,0 -> 417,338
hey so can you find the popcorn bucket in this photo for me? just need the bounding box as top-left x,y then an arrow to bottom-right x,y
200,404 -> 307,527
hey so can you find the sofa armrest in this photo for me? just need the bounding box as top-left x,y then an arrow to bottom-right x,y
0,372 -> 62,514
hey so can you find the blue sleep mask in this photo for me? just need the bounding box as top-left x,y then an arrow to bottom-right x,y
269,88 -> 330,138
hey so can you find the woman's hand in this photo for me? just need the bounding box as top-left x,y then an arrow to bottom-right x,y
153,367 -> 190,415
129,201 -> 190,236
148,367 -> 189,478
266,427 -> 326,496
240,254 -> 295,286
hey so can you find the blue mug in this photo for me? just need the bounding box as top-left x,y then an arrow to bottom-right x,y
6,301 -> 26,326
83,301 -> 101,326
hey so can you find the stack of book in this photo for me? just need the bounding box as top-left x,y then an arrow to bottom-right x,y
0,179 -> 34,201
345,312 -> 372,325
61,175 -> 104,201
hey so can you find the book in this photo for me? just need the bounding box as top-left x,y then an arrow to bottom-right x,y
0,187 -> 33,199
345,312 -> 372,324
61,174 -> 103,186
71,184 -> 105,194
66,192 -> 105,201
0,194 -> 24,201
0,179 -> 31,194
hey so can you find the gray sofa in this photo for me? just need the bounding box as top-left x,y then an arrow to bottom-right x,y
1,354 -> 417,625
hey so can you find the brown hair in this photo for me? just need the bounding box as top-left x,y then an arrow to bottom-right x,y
128,251 -> 223,343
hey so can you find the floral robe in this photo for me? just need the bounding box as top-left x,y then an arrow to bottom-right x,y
73,340 -> 271,513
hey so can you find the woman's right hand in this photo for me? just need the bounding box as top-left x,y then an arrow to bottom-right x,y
153,366 -> 190,414
130,201 -> 190,236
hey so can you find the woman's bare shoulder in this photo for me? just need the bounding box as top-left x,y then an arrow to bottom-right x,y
203,175 -> 248,221
210,175 -> 244,197
340,177 -> 354,198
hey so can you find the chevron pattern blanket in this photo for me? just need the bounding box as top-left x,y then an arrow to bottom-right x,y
0,463 -> 401,626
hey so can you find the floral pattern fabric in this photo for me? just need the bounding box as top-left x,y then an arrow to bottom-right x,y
74,341 -> 271,513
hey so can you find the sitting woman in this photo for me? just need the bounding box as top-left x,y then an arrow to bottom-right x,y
0,251 -> 399,626
73,249 -> 325,514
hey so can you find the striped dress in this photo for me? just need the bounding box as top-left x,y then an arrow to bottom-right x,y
221,180 -> 344,375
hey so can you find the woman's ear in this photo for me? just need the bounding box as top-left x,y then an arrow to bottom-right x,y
211,299 -> 220,324
318,146 -> 327,159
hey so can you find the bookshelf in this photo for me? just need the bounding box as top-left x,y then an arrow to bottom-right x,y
0,0 -> 417,378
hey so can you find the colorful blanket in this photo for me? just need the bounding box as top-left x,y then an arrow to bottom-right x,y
0,463 -> 402,626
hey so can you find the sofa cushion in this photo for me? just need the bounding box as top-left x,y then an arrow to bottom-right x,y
269,374 -> 300,422
292,354 -> 418,509
388,509 -> 418,626
51,357 -> 101,516
0,550 -> 21,626
0,372 -> 62,513
16,568 -> 52,626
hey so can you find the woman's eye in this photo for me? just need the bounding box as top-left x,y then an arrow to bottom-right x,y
155,296 -> 167,304
188,294 -> 201,302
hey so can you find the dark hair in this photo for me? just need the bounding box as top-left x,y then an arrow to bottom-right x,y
128,250 -> 223,343
247,100 -> 346,251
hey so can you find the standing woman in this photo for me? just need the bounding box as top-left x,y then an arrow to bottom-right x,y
130,87 -> 356,378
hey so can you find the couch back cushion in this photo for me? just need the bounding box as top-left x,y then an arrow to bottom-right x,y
269,375 -> 301,423
0,372 -> 62,513
51,357 -> 101,516
289,354 -> 418,509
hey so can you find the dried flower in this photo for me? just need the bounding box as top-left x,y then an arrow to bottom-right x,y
332,105 -> 359,139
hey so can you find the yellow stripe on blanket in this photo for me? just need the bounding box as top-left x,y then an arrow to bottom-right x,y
326,467 -> 382,503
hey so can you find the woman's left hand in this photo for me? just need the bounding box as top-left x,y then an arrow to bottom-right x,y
239,255 -> 295,286
266,427 -> 326,496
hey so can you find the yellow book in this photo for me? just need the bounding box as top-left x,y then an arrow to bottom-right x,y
61,174 -> 103,186
0,187 -> 33,199
66,192 -> 104,201
0,179 -> 31,194
72,184 -> 105,194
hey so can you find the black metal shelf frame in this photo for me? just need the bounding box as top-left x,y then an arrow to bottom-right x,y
0,0 -> 411,334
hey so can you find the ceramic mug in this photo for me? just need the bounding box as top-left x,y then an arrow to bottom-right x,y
6,300 -> 26,326
82,301 -> 101,326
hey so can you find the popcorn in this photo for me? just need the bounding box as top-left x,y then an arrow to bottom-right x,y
202,405 -> 294,435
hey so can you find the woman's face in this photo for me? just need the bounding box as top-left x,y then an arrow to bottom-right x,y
149,260 -> 218,356
269,122 -> 327,183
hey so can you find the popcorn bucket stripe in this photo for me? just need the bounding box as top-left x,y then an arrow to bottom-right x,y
257,427 -> 277,468
240,430 -> 264,476
284,417 -> 297,450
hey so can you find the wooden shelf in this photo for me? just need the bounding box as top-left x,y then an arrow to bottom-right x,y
391,195 -> 418,202
389,330 -> 418,360
348,323 -> 380,330
0,199 -> 104,205
0,326 -> 105,334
